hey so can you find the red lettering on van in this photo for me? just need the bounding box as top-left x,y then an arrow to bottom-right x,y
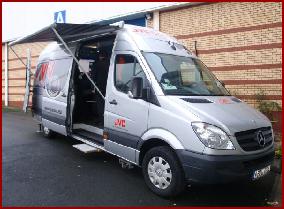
38,61 -> 54,81
218,98 -> 232,104
46,61 -> 55,80
39,63 -> 48,81
114,119 -> 126,128
132,28 -> 165,38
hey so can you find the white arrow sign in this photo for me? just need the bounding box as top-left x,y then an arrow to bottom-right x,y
54,10 -> 66,23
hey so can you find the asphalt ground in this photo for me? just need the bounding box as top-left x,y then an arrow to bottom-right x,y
2,111 -> 282,206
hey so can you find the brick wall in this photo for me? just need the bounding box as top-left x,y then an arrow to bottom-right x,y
148,2 -> 282,108
2,45 -> 5,103
146,2 -> 282,133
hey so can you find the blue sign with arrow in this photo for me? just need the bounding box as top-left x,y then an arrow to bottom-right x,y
54,10 -> 66,23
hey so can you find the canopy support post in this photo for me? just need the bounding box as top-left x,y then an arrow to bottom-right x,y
9,46 -> 28,68
4,43 -> 8,106
51,26 -> 105,101
23,49 -> 32,112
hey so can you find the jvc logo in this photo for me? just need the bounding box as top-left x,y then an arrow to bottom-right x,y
114,119 -> 126,128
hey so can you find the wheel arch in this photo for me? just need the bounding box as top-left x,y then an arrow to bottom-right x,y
138,128 -> 184,166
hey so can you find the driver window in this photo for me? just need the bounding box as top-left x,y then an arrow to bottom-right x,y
114,54 -> 146,94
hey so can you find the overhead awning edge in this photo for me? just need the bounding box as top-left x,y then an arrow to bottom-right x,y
9,23 -> 118,46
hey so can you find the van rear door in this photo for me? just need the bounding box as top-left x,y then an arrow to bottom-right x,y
41,58 -> 73,136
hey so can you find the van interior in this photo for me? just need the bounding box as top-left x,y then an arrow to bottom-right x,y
71,35 -> 116,143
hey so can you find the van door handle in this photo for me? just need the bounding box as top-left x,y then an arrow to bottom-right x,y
109,99 -> 118,105
61,93 -> 67,97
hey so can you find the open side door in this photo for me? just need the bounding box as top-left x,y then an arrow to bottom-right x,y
9,22 -> 121,134
23,49 -> 32,113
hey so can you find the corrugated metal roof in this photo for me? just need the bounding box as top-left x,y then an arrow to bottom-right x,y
9,23 -> 118,46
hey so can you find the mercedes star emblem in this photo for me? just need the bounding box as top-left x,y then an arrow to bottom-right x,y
257,131 -> 266,147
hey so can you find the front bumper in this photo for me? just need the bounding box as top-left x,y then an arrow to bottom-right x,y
176,147 -> 275,184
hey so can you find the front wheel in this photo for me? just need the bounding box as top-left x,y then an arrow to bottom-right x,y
142,146 -> 186,197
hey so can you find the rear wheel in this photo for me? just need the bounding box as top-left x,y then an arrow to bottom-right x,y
142,146 -> 186,197
42,125 -> 54,138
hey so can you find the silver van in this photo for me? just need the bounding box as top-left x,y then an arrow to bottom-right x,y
11,22 -> 274,197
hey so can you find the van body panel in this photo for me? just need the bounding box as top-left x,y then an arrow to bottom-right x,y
105,128 -> 141,149
104,140 -> 138,164
114,40 -> 135,52
105,50 -> 150,155
113,30 -> 137,52
42,97 -> 67,126
125,25 -> 190,57
168,96 -> 270,134
32,87 -> 43,118
42,118 -> 67,135
105,90 -> 149,135
140,128 -> 184,150
38,42 -> 76,62
158,95 -> 272,155
147,100 -> 206,153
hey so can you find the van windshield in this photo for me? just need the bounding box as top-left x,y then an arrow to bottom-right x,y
143,53 -> 230,96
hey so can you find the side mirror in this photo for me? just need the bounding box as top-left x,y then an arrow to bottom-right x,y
130,77 -> 143,99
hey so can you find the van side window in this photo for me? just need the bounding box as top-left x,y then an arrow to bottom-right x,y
34,63 -> 43,87
44,58 -> 72,97
114,54 -> 146,94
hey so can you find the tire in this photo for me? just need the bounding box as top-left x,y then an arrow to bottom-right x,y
42,125 -> 54,138
142,146 -> 186,197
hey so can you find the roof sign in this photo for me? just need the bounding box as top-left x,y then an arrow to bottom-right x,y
54,10 -> 66,23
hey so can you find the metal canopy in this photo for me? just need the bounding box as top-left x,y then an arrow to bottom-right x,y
9,22 -> 120,102
9,23 -> 118,46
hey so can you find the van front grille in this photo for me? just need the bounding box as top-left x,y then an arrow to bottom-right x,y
235,127 -> 273,151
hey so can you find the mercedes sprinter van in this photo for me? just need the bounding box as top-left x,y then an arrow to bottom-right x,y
16,23 -> 274,197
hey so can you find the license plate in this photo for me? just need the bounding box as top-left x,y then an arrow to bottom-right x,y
252,165 -> 271,180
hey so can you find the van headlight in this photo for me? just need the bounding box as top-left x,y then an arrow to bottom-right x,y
191,122 -> 235,150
